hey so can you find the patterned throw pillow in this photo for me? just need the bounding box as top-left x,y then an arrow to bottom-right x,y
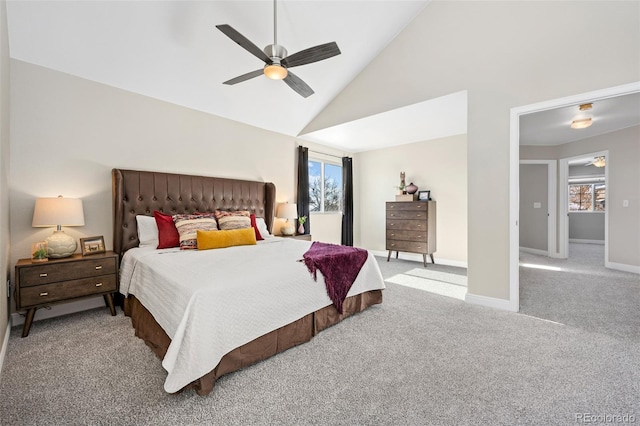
214,210 -> 251,230
173,213 -> 218,250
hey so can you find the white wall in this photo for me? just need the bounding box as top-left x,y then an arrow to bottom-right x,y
304,1 -> 640,303
0,0 -> 10,340
355,134 -> 467,264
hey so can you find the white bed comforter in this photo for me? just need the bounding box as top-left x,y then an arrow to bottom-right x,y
119,238 -> 385,393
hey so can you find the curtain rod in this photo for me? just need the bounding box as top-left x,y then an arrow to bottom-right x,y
307,149 -> 346,159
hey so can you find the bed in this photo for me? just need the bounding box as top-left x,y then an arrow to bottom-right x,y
112,168 -> 385,396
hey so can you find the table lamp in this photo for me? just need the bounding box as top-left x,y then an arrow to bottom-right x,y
32,196 -> 85,258
276,203 -> 297,236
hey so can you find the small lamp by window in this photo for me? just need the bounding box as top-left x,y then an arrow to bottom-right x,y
32,196 -> 85,258
276,203 -> 297,236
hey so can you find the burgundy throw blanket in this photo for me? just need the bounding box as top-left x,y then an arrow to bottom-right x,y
302,242 -> 369,314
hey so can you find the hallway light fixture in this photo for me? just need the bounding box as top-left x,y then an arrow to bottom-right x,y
570,117 -> 592,129
570,103 -> 594,129
591,156 -> 606,168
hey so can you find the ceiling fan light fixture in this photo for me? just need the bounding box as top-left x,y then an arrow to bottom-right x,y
571,117 -> 592,129
264,64 -> 288,80
592,156 -> 606,168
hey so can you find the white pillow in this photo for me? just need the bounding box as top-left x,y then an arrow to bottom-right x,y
136,215 -> 159,247
256,217 -> 273,238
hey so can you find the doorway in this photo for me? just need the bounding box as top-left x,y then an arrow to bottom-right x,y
509,81 -> 640,312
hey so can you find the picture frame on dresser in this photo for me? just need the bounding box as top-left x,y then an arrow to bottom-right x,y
417,190 -> 431,201
80,235 -> 106,256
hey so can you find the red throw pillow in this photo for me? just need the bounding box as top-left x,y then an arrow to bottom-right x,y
250,214 -> 264,241
154,210 -> 180,249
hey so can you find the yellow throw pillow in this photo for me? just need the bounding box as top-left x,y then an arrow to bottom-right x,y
197,228 -> 257,250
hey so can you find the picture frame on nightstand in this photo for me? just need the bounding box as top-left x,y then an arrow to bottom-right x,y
418,190 -> 431,201
80,235 -> 106,256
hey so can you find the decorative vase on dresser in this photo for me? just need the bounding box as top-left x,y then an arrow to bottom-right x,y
385,201 -> 436,267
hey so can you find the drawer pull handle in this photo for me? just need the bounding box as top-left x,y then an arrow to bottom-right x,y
39,273 -> 48,277
39,292 -> 48,297
416,214 -> 422,217
95,266 -> 103,270
390,214 -> 395,217
95,283 -> 103,287
391,233 -> 395,236
417,224 -> 422,227
390,244 -> 395,247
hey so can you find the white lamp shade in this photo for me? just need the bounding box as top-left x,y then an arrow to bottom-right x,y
32,197 -> 85,227
276,203 -> 298,219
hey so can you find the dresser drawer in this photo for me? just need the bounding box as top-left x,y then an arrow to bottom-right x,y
386,202 -> 428,211
386,230 -> 428,242
19,257 -> 117,287
386,240 -> 430,254
386,210 -> 429,220
386,219 -> 427,231
19,274 -> 117,307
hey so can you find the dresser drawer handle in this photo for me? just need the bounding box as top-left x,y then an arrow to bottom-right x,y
39,292 -> 48,297
416,214 -> 422,217
390,205 -> 395,209
390,244 -> 395,247
391,233 -> 395,236
95,266 -> 103,270
39,273 -> 48,278
390,214 -> 395,217
417,224 -> 422,227
95,283 -> 103,287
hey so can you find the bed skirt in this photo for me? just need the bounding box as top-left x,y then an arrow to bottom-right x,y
124,290 -> 383,396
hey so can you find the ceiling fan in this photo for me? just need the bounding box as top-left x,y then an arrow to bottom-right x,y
585,156 -> 606,167
216,0 -> 341,98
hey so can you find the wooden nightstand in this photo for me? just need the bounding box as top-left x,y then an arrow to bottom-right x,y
281,234 -> 312,241
15,251 -> 119,337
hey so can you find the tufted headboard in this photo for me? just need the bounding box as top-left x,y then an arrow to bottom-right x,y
112,169 -> 276,257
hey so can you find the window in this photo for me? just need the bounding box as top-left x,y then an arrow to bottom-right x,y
309,159 -> 342,213
569,183 -> 606,212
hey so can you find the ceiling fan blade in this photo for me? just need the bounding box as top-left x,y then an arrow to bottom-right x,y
223,69 -> 264,85
282,42 -> 341,68
283,71 -> 314,98
216,24 -> 272,64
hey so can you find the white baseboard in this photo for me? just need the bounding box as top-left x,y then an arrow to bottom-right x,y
0,321 -> 10,376
569,239 -> 605,245
10,297 -> 107,327
519,246 -> 548,256
605,261 -> 640,275
369,250 -> 468,269
465,292 -> 518,312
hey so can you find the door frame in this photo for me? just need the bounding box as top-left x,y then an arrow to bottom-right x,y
559,150 -> 609,260
509,81 -> 640,312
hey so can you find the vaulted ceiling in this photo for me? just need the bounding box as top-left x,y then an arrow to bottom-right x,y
7,1 -> 637,152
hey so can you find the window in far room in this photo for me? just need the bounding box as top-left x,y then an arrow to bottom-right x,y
309,159 -> 342,213
569,183 -> 606,212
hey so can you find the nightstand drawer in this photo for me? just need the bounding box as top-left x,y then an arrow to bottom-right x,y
20,274 -> 117,307
386,230 -> 428,242
19,257 -> 117,287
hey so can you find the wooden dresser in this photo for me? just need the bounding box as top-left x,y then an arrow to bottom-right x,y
386,201 -> 436,267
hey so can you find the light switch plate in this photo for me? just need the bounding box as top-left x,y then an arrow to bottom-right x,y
533,202 -> 541,209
